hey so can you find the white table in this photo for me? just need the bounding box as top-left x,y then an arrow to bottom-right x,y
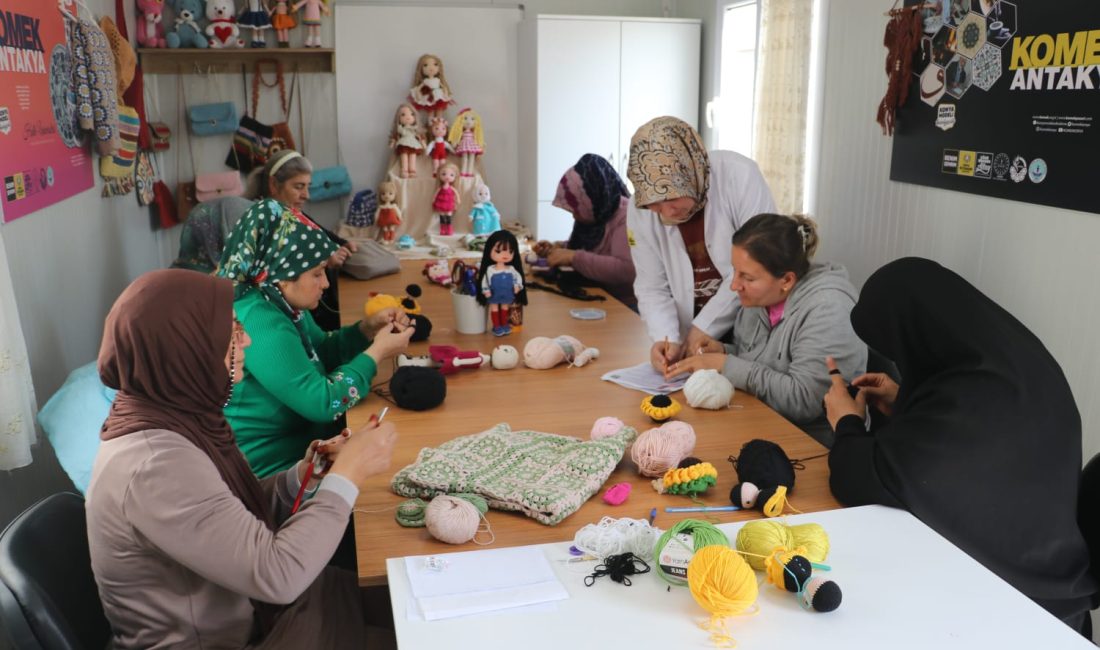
386,506 -> 1093,649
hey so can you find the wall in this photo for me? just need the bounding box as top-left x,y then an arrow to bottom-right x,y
812,0 -> 1100,463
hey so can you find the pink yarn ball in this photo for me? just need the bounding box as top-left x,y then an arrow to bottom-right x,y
591,416 -> 625,440
630,421 -> 697,477
425,495 -> 480,544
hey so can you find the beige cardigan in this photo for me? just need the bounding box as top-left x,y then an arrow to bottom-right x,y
86,429 -> 357,650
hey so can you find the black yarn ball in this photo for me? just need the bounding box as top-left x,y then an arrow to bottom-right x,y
410,314 -> 432,342
803,577 -> 842,613
390,366 -> 446,411
781,555 -> 812,593
677,456 -> 703,469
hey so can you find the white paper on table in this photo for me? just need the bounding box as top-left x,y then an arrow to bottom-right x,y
601,362 -> 688,395
405,595 -> 558,622
404,546 -> 560,598
408,581 -> 568,621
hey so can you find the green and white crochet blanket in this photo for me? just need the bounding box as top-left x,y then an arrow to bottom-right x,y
390,423 -> 637,525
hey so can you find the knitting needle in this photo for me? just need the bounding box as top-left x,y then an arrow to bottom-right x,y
664,505 -> 741,513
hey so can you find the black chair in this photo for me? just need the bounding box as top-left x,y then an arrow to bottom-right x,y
0,493 -> 111,650
1080,454 -> 1100,590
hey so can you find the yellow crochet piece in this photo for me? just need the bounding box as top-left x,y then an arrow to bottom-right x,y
661,462 -> 718,495
641,394 -> 682,422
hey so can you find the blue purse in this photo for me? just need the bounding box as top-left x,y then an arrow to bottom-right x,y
187,102 -> 239,136
309,165 -> 352,202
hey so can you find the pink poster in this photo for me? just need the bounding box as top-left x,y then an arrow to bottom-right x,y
0,0 -> 94,223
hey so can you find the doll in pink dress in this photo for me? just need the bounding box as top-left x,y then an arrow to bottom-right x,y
408,54 -> 454,120
426,117 -> 455,178
432,163 -> 460,236
448,108 -> 485,178
389,103 -> 425,179
291,0 -> 329,47
375,181 -> 402,244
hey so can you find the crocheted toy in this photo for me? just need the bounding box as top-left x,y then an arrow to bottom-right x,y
423,260 -> 451,287
397,235 -> 415,250
429,345 -> 490,375
641,394 -> 681,423
490,345 -> 518,370
136,0 -> 167,48
365,285 -> 431,342
166,0 -> 207,49
653,461 -> 718,495
469,184 -> 502,236
204,0 -> 244,48
729,439 -> 797,518
523,336 -> 599,369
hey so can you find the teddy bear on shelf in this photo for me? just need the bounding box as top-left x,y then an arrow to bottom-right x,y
166,0 -> 207,49
205,0 -> 244,49
136,0 -> 167,48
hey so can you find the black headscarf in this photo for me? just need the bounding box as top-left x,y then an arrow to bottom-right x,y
839,257 -> 1096,624
552,154 -> 629,252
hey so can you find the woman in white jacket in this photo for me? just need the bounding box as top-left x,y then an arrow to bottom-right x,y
626,116 -> 776,372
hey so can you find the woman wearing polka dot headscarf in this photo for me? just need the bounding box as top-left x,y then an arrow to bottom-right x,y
217,151 -> 414,478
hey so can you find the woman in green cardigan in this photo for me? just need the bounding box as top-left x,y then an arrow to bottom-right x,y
217,150 -> 413,477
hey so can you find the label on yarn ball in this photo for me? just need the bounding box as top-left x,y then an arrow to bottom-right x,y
657,533 -> 695,583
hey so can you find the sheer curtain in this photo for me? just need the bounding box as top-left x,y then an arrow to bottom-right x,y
753,0 -> 816,215
0,227 -> 36,470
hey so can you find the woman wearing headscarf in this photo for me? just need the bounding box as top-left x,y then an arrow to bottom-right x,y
87,269 -> 398,649
218,152 -> 413,478
547,153 -> 636,307
626,116 -> 776,372
823,257 -> 1097,636
171,196 -> 254,274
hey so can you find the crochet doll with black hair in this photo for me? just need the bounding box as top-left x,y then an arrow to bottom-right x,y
476,230 -> 527,337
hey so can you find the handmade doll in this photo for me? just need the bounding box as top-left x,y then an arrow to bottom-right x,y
408,54 -> 454,120
476,230 -> 527,337
389,103 -> 425,179
238,0 -> 272,48
432,163 -> 460,236
468,183 -> 501,236
448,108 -> 485,178
426,117 -> 455,177
268,0 -> 296,48
292,0 -> 329,48
375,180 -> 402,244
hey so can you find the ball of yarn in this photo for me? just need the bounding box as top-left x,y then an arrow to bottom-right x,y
653,518 -> 730,586
687,545 -> 759,619
683,369 -> 734,410
591,416 -> 625,440
491,345 -> 519,369
425,495 -> 480,544
390,366 -> 446,411
630,421 -> 696,477
523,335 -> 595,369
449,492 -> 489,515
735,520 -> 830,571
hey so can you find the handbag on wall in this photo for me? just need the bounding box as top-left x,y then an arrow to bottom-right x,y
188,102 -> 238,136
226,114 -> 273,173
309,165 -> 352,202
176,181 -> 198,219
195,170 -> 244,202
154,180 -> 179,229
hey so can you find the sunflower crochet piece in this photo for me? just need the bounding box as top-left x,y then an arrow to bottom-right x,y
654,461 -> 718,495
641,394 -> 681,423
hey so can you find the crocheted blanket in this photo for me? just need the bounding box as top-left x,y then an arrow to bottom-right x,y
390,423 -> 637,525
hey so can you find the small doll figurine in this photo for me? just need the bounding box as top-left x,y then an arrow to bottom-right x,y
469,183 -> 501,236
389,103 -> 425,179
238,0 -> 272,48
375,181 -> 402,244
432,163 -> 460,236
408,54 -> 454,120
476,230 -> 528,337
448,108 -> 485,178
291,0 -> 330,48
426,117 -> 455,177
268,0 -> 296,48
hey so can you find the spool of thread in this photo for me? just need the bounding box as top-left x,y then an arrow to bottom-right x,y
425,495 -> 480,544
735,520 -> 830,571
687,545 -> 758,646
630,421 -> 696,477
683,369 -> 734,410
591,416 -> 625,440
653,518 -> 730,586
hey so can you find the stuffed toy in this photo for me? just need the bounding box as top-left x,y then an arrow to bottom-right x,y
204,0 -> 244,48
729,439 -> 797,517
490,345 -> 518,370
423,260 -> 451,287
364,285 -> 431,342
397,235 -> 415,250
166,0 -> 207,49
523,335 -> 599,369
136,0 -> 167,48
429,345 -> 490,375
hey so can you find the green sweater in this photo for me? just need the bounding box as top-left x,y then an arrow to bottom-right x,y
226,289 -> 376,477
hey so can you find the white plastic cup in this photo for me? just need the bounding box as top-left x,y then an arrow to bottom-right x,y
451,290 -> 487,335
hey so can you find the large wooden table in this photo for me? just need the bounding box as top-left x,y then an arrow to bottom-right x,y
341,260 -> 840,586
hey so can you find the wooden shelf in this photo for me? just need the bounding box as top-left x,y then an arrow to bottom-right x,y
138,48 -> 334,74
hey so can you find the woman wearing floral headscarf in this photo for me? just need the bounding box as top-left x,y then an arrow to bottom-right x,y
217,151 -> 413,478
548,153 -> 636,308
626,117 -> 776,373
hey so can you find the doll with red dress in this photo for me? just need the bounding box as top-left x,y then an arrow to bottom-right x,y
389,103 -> 425,179
476,230 -> 527,337
426,117 -> 455,178
375,180 -> 402,244
408,54 -> 454,120
432,163 -> 460,236
448,108 -> 485,178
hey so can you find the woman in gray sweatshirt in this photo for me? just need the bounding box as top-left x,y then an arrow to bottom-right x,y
666,213 -> 866,445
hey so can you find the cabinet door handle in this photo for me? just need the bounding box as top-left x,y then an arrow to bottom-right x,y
621,152 -> 628,174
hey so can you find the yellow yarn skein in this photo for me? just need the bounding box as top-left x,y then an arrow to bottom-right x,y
735,520 -> 829,571
688,545 -> 758,648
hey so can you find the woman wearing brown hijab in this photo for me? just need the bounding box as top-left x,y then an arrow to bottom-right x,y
87,269 -> 397,649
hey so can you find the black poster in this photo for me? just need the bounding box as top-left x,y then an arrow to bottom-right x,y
889,0 -> 1100,214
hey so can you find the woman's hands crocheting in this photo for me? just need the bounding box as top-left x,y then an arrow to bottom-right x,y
664,353 -> 725,380
297,428 -> 353,487
329,421 -> 398,486
365,323 -> 414,366
363,307 -> 410,337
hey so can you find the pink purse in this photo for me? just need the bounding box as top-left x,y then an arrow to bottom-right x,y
194,171 -> 244,202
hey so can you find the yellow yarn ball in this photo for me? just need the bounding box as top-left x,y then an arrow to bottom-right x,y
735,521 -> 829,571
687,545 -> 758,619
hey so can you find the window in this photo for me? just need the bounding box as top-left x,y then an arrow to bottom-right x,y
715,1 -> 759,155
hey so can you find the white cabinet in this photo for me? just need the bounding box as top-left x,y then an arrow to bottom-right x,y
521,15 -> 701,241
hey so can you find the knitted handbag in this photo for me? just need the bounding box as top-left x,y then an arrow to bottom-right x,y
99,105 -> 140,179
225,114 -> 273,173
188,102 -> 238,136
308,165 -> 352,202
194,170 -> 244,202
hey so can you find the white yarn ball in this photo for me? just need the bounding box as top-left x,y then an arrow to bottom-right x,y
491,345 -> 519,369
590,416 -> 625,440
425,495 -> 480,544
683,369 -> 735,410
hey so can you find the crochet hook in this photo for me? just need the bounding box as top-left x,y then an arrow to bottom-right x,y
664,505 -> 741,513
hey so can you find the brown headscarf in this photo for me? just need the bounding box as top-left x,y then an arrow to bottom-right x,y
98,269 -> 274,531
626,116 -> 711,216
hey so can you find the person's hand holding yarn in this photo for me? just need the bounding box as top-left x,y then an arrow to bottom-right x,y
546,248 -> 576,268
363,306 -> 410,337
329,420 -> 398,486
664,352 -> 725,381
850,369 -> 899,417
364,324 -> 415,367
822,356 -> 866,430
296,428 -> 352,488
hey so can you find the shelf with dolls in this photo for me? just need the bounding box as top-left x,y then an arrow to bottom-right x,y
137,48 -> 334,74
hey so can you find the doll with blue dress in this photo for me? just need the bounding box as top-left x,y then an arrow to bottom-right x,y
469,183 -> 501,236
476,230 -> 527,337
